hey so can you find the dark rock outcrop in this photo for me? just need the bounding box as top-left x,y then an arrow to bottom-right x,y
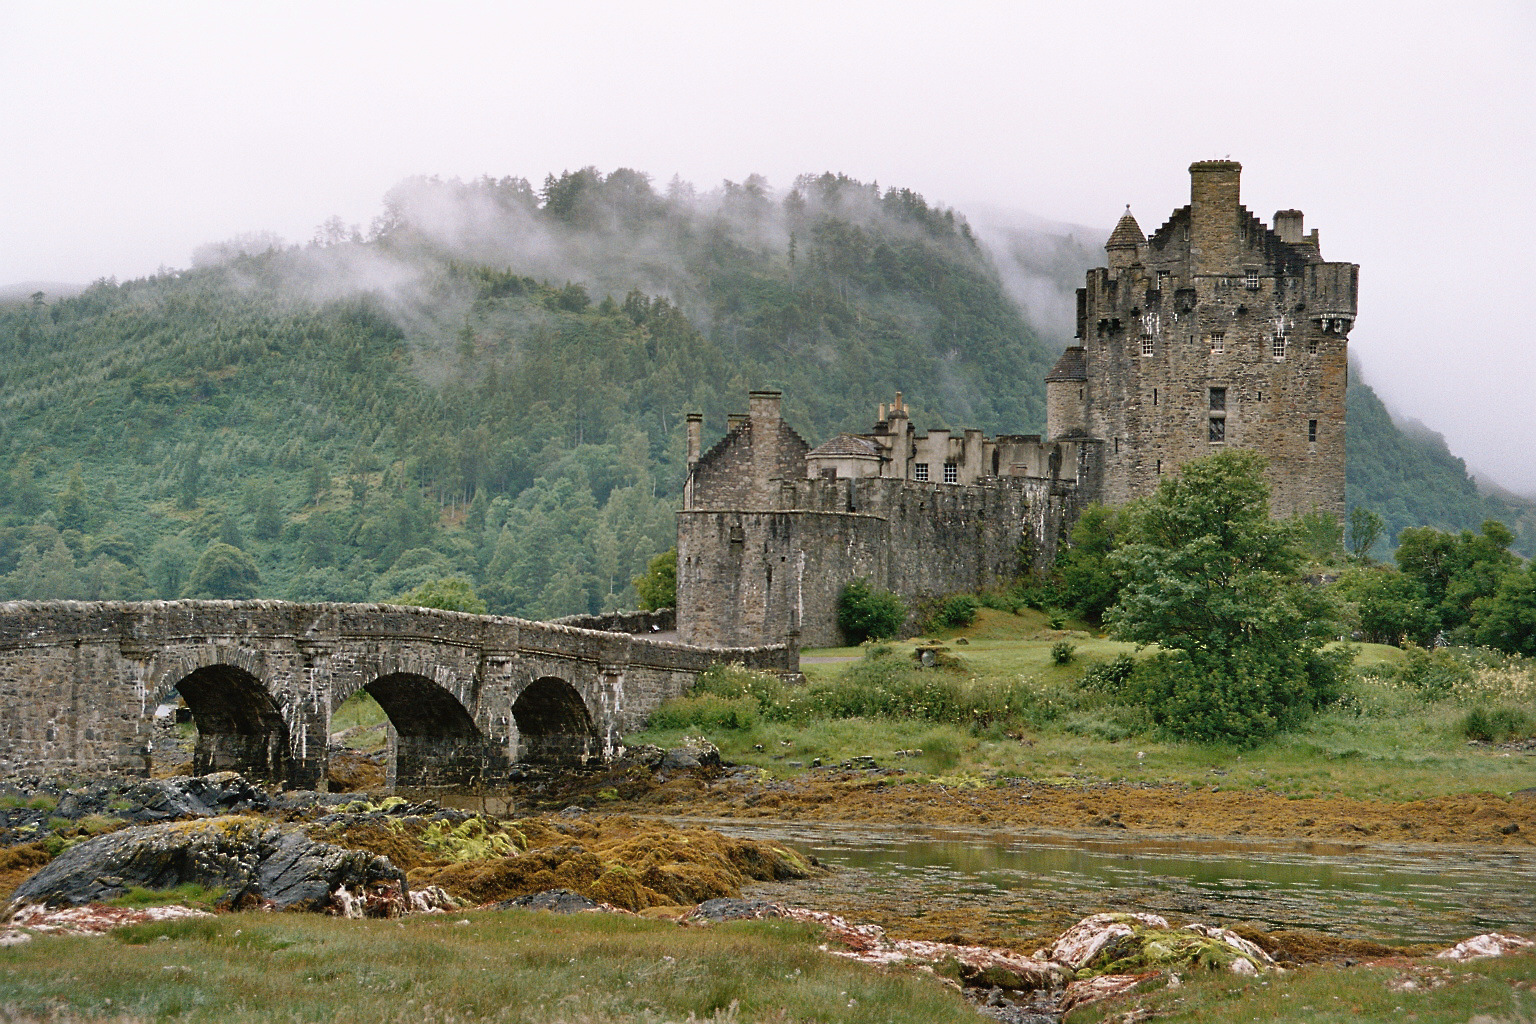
9,816 -> 403,911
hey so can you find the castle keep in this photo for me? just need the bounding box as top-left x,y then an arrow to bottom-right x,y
678,162 -> 1355,648
1053,160 -> 1357,516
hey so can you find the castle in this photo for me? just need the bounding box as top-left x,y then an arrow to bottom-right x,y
677,161 -> 1357,649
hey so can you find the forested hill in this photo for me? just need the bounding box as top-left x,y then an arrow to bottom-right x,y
0,168 -> 1524,614
1345,370 -> 1535,553
0,171 -> 1055,614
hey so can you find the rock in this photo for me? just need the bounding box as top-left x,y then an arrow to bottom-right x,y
8,903 -> 212,936
500,889 -> 599,913
1058,973 -> 1158,1015
661,739 -> 721,770
1051,913 -> 1167,970
1500,822 -> 1520,835
1436,932 -> 1535,960
9,816 -> 403,912
686,898 -> 787,922
0,929 -> 31,946
558,805 -> 586,818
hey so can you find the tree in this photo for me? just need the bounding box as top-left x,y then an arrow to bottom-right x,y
1333,566 -> 1439,647
54,467 -> 91,534
1054,504 -> 1121,622
1106,450 -> 1346,744
837,578 -> 905,644
1472,562 -> 1536,656
147,536 -> 198,598
632,548 -> 677,610
395,577 -> 488,614
1347,506 -> 1385,562
184,543 -> 261,599
1396,520 -> 1519,642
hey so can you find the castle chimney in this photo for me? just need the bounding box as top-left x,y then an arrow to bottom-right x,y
1273,210 -> 1304,244
748,389 -> 782,430
1189,160 -> 1242,274
685,413 -> 703,466
727,413 -> 747,432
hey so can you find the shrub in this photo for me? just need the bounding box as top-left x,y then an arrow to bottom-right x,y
646,693 -> 759,732
934,595 -> 978,630
916,730 -> 961,770
1397,646 -> 1474,700
1461,706 -> 1533,743
836,578 -> 905,644
1051,640 -> 1077,665
1080,655 -> 1137,694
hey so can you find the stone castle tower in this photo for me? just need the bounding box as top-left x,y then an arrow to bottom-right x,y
1048,160 -> 1357,517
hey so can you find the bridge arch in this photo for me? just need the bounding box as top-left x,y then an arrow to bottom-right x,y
513,676 -> 601,765
165,663 -> 290,782
349,672 -> 497,790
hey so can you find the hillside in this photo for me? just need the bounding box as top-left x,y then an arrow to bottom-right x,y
0,169 -> 1524,613
0,171 -> 1055,614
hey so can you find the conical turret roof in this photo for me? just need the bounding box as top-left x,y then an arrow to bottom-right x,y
1106,206 -> 1144,249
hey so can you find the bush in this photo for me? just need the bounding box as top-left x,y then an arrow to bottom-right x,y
646,693 -> 759,732
836,578 -> 906,644
1461,706 -> 1533,743
1080,655 -> 1137,694
933,595 -> 978,630
1396,646 -> 1474,700
1051,640 -> 1076,665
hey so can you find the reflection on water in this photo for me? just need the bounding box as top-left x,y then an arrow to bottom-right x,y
699,819 -> 1536,945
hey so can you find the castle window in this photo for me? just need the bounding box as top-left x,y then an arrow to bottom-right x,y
1209,417 -> 1226,443
914,462 -> 929,481
1156,459 -> 1162,475
943,462 -> 958,484
1141,336 -> 1154,357
1308,336 -> 1319,355
1209,387 -> 1226,411
1153,388 -> 1158,406
1245,270 -> 1260,290
1272,333 -> 1287,359
1210,331 -> 1224,353
1308,419 -> 1318,443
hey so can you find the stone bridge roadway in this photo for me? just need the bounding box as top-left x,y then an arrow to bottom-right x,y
0,601 -> 794,791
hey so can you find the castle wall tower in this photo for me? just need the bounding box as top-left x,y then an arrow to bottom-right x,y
1074,161 -> 1356,518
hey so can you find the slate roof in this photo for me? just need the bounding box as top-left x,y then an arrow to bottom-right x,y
1106,207 -> 1144,249
806,434 -> 882,459
1045,346 -> 1088,382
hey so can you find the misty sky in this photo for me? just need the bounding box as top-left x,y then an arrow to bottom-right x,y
3,2 -> 1533,492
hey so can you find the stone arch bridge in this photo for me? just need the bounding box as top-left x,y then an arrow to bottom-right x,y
0,601 -> 793,791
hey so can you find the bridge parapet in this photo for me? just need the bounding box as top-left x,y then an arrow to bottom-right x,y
0,600 -> 794,790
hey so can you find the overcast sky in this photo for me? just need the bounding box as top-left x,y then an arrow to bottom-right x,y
3,2 -> 1533,493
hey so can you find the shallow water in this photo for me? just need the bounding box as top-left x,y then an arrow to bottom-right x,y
699,819 -> 1536,946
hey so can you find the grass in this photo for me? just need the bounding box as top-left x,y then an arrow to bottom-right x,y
0,910 -> 982,1024
633,630 -> 1536,802
1065,950 -> 1536,1023
330,690 -> 389,752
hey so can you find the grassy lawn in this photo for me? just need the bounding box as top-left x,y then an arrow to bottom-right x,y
0,910 -> 980,1024
633,613 -> 1536,803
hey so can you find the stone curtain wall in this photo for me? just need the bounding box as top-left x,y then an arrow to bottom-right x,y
0,601 -> 793,789
678,475 -> 1080,648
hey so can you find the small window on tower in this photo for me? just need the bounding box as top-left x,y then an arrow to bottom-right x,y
1209,417 -> 1226,443
943,462 -> 958,484
1245,270 -> 1260,290
1308,419 -> 1318,443
1209,387 -> 1226,411
1210,331 -> 1224,353
914,462 -> 929,481
1142,336 -> 1155,357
